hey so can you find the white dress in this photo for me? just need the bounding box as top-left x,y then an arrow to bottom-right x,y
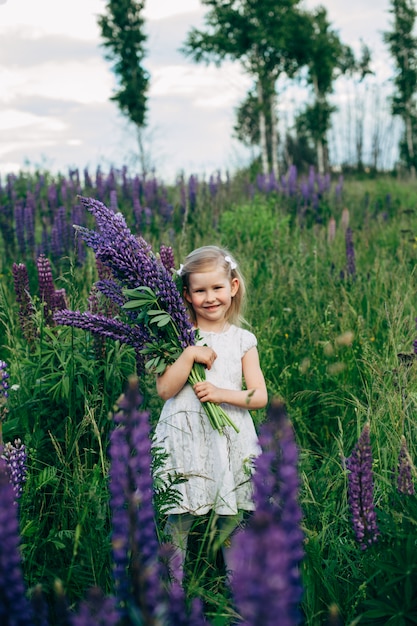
153,324 -> 261,516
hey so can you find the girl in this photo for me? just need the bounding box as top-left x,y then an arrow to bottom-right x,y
154,245 -> 268,579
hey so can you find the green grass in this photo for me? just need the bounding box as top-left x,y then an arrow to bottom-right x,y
2,170 -> 417,623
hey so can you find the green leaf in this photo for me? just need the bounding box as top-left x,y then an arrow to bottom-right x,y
122,300 -> 146,310
123,286 -> 156,299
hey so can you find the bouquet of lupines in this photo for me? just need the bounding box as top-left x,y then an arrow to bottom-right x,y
54,196 -> 238,433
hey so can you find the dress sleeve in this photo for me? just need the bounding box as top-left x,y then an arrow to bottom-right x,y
240,328 -> 257,355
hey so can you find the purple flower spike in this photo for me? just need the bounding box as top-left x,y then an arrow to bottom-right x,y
346,423 -> 380,550
230,401 -> 304,626
109,376 -> 165,621
37,254 -> 57,325
1,438 -> 27,500
0,458 -> 33,625
74,196 -> 194,349
345,228 -> 356,277
0,360 -> 9,401
0,360 -> 10,427
71,587 -> 120,626
12,262 -> 37,343
397,436 -> 415,495
159,245 -> 175,272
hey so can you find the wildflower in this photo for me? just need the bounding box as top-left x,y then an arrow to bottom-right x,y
1,438 -> 27,500
397,436 -> 415,495
72,587 -> 119,626
345,228 -> 356,277
12,262 -> 37,343
37,254 -> 67,325
159,244 -> 175,273
230,401 -> 304,626
0,458 -> 33,625
346,423 -> 380,550
73,196 -> 193,348
327,216 -> 336,244
0,360 -> 10,441
109,376 -> 165,622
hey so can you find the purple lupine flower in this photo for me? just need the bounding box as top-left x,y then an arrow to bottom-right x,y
12,262 -> 37,343
1,438 -> 27,500
287,165 -> 298,196
37,254 -> 57,324
71,587 -> 120,626
109,376 -> 165,622
24,203 -> 35,256
14,202 -> 26,254
0,360 -> 9,434
83,168 -> 93,189
230,401 -> 304,626
345,423 -> 380,550
208,173 -> 219,198
0,360 -> 9,401
74,196 -> 194,349
307,166 -> 316,196
51,206 -> 71,258
0,458 -> 34,625
163,545 -> 206,626
188,175 -> 198,211
109,189 -> 118,213
53,310 -> 151,353
177,175 -> 187,215
397,436 -> 415,495
47,183 -> 58,209
159,245 -> 175,273
54,288 -> 68,311
345,228 -> 356,277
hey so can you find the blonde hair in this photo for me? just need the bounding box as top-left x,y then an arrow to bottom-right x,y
180,245 -> 246,326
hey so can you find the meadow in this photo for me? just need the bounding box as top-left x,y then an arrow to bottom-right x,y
1,165 -> 417,625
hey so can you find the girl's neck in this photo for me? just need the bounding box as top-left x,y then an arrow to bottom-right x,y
197,319 -> 230,334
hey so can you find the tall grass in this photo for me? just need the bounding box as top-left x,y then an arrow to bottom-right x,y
1,166 -> 417,623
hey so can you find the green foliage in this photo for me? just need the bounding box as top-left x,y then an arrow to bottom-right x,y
384,0 -> 417,173
3,170 -> 417,623
98,0 -> 149,129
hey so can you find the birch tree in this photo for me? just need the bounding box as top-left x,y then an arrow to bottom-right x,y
384,0 -> 417,177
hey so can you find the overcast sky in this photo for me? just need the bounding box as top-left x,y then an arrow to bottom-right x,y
0,0 -> 395,181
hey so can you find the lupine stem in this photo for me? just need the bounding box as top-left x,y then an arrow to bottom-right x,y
188,363 -> 239,433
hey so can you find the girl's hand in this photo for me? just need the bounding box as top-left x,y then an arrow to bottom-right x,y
193,381 -> 222,403
191,346 -> 217,370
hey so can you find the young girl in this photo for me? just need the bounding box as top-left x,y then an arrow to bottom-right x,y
154,245 -> 268,578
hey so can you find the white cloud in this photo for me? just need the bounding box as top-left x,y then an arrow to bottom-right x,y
144,0 -> 203,21
0,109 -> 65,133
0,59 -> 112,106
0,0 -> 103,39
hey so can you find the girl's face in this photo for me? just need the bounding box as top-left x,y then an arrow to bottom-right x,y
184,262 -> 239,329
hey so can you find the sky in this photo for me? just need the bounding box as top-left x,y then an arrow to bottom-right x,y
0,0 -> 395,181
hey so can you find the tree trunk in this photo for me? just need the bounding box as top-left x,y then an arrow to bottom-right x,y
270,88 -> 279,179
313,75 -> 325,174
316,138 -> 325,175
257,79 -> 269,175
405,109 -> 416,178
137,126 -> 148,176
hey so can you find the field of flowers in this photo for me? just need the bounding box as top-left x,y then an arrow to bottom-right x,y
1,165 -> 417,625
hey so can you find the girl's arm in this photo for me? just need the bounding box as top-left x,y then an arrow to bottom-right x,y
156,345 -> 217,401
193,346 -> 268,409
